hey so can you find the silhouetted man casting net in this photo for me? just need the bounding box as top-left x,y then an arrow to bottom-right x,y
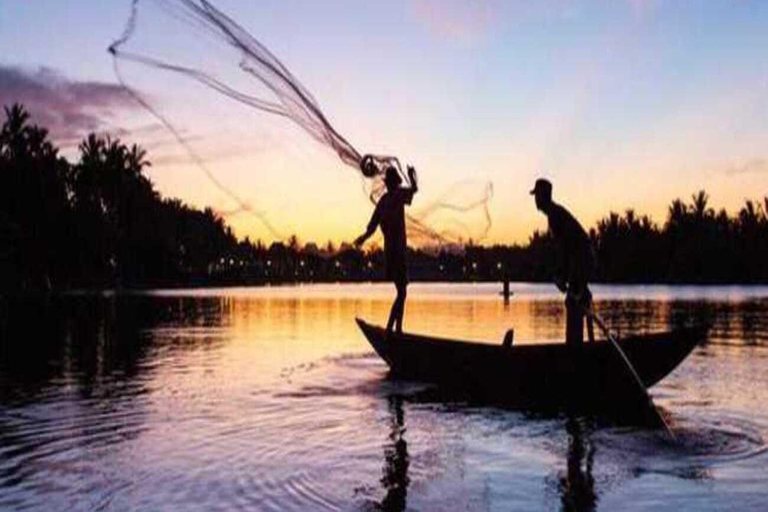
109,0 -> 492,245
531,179 -> 596,346
356,161 -> 418,335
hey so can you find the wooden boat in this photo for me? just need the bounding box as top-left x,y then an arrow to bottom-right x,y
356,318 -> 706,414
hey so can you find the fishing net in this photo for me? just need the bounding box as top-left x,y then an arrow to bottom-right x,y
110,0 -> 492,245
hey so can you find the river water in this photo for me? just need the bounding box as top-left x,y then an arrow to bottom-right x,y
1,283 -> 767,511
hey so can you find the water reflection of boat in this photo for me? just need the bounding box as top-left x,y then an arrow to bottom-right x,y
356,318 -> 705,416
378,395 -> 410,512
558,416 -> 598,512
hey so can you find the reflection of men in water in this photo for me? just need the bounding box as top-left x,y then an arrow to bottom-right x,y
559,416 -> 597,512
531,179 -> 596,346
380,394 -> 410,511
356,165 -> 418,335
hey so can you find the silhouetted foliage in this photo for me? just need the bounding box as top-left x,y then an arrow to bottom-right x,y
592,191 -> 768,283
1,104 -> 767,292
1,104 -> 237,291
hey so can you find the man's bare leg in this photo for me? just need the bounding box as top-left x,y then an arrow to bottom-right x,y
584,287 -> 595,342
386,281 -> 407,335
386,297 -> 398,334
394,281 -> 407,334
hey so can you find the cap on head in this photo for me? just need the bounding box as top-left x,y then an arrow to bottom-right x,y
529,178 -> 552,198
384,166 -> 402,188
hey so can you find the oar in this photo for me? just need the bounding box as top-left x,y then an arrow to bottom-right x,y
586,307 -> 676,441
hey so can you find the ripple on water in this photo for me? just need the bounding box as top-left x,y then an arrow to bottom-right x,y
593,413 -> 768,481
0,394 -> 152,510
670,419 -> 768,462
4,289 -> 768,511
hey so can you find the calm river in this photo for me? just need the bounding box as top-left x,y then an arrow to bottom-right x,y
1,283 -> 768,511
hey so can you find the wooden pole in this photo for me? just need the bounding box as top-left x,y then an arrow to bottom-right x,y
588,308 -> 675,440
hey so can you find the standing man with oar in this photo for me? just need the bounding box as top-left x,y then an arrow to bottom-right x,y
530,178 -> 674,435
530,179 -> 596,346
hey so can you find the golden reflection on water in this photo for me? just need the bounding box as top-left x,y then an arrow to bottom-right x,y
221,292 -> 568,351
169,287 -> 684,374
141,283 -> 764,396
2,286 -> 768,511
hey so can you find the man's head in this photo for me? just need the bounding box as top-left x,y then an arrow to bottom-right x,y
360,155 -> 377,177
530,178 -> 553,212
384,166 -> 402,191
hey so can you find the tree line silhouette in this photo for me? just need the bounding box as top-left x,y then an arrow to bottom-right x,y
1,104 -> 767,292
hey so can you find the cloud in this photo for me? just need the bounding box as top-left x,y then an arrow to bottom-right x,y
725,158 -> 768,176
0,65 -> 137,147
410,0 -> 498,41
409,0 -> 666,40
628,0 -> 663,16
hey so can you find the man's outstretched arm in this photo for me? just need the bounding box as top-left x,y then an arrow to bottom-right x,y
354,204 -> 381,247
408,166 -> 418,193
403,165 -> 418,205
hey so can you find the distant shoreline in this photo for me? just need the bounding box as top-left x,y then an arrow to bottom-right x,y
5,279 -> 768,300
2,103 -> 768,294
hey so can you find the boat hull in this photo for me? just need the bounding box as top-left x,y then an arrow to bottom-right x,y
356,318 -> 704,412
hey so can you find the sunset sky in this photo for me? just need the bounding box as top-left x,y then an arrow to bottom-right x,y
1,0 -> 767,245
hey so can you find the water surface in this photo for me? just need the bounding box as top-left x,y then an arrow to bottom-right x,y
1,283 -> 768,510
